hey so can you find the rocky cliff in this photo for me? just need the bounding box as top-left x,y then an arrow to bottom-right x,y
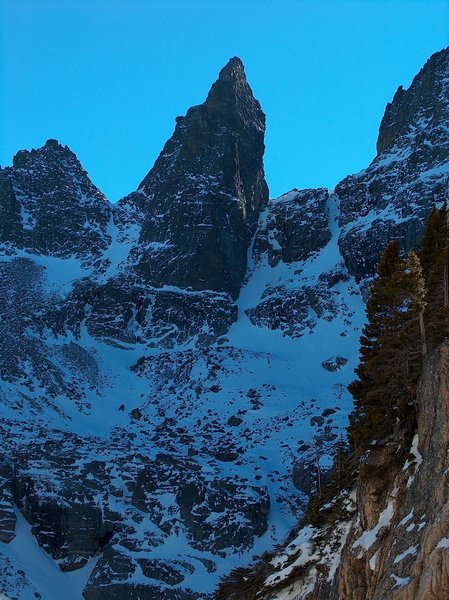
337,46 -> 449,284
248,342 -> 449,600
338,341 -> 449,600
116,56 -> 268,299
1,46 -> 449,600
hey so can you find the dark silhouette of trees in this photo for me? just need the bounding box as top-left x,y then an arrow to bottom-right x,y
349,240 -> 429,450
421,202 -> 449,351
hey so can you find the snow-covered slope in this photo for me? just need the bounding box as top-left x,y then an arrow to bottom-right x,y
0,187 -> 364,599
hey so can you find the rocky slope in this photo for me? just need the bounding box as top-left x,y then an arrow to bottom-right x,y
0,46 -> 448,600
249,342 -> 449,600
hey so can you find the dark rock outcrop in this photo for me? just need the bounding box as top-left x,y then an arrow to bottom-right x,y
83,281 -> 236,348
131,453 -> 269,553
337,46 -> 449,282
0,139 -> 111,264
11,436 -> 120,571
253,188 -> 330,267
0,463 -> 16,543
321,356 -> 348,372
116,57 -> 269,298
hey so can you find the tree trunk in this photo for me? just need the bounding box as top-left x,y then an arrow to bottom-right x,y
419,310 -> 428,356
444,261 -> 449,308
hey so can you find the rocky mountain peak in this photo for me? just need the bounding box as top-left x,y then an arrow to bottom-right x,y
337,46 -> 449,283
12,138 -> 79,170
212,56 -> 246,91
377,46 -> 449,154
121,57 -> 268,298
1,140 -> 111,262
218,56 -> 245,78
203,56 -> 265,132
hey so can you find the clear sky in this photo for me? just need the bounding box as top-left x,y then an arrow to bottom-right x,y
1,0 -> 448,201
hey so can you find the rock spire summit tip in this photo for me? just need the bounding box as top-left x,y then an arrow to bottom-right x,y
217,56 -> 246,81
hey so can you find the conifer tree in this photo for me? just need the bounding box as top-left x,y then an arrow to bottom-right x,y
395,251 -> 427,394
421,202 -> 449,350
419,204 -> 447,280
349,242 -> 425,451
349,241 -> 402,449
399,252 -> 427,351
425,248 -> 449,350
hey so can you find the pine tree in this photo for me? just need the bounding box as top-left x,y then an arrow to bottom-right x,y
394,251 -> 427,401
425,248 -> 449,350
349,242 -> 425,451
349,241 -> 401,449
421,202 -> 449,350
419,204 -> 447,280
332,435 -> 351,487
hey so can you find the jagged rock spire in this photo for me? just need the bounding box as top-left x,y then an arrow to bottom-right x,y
203,57 -> 265,129
377,46 -> 449,154
0,139 -> 110,261
126,57 -> 269,299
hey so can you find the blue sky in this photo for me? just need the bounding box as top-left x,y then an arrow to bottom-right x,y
1,0 -> 448,201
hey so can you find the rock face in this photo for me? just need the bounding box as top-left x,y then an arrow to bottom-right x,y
0,139 -> 111,265
377,48 -> 449,155
337,46 -> 449,282
0,463 -> 15,544
66,276 -> 237,348
253,342 -> 449,600
130,453 -> 270,552
246,190 -> 358,339
117,56 -> 268,299
253,188 -> 331,267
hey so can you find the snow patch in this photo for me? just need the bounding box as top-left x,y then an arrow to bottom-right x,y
352,494 -> 395,552
393,545 -> 418,564
0,506 -> 99,600
391,574 -> 411,588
